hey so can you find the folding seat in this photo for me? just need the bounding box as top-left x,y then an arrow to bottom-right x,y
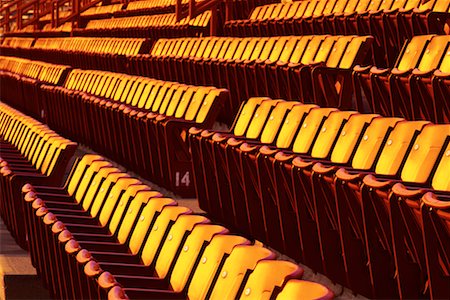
251,2 -> 289,36
394,0 -> 440,50
275,35 -> 326,100
276,280 -> 334,300
407,37 -> 450,123
208,245 -> 276,299
0,125 -> 77,248
311,35 -> 374,109
350,0 -> 396,67
272,0 -> 309,35
237,37 -> 288,100
286,0 -> 319,35
371,0 -> 421,67
189,38 -> 230,85
384,140 -> 450,299
60,197 -> 177,299
204,99 -> 282,229
325,120 -> 425,295
281,113 -> 376,283
352,124 -> 450,298
421,191 -> 450,300
387,35 -> 449,121
353,34 -> 433,115
32,188 -> 162,293
239,260 -> 304,299
223,101 -> 303,239
189,97 -> 269,221
382,0 -> 428,65
413,0 -> 450,35
151,87 -> 228,196
257,36 -> 309,99
301,0 -> 336,35
335,0 -> 372,35
304,117 -> 404,295
288,35 -> 353,104
263,110 -> 355,271
178,38 -> 220,84
257,1 -> 292,36
99,225 -> 237,299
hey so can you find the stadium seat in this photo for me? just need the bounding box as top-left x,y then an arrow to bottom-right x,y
0,102 -> 77,249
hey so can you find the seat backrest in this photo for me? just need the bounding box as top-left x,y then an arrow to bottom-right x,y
313,0 -> 328,16
312,36 -> 340,64
338,36 -> 373,69
291,108 -> 339,154
432,0 -> 450,12
300,36 -> 327,65
232,98 -> 271,136
168,225 -> 229,292
209,245 -> 276,300
326,36 -> 354,68
287,36 -> 314,63
329,114 -> 379,164
322,0 -> 338,15
80,167 -> 121,212
278,37 -> 303,63
431,143 -> 450,192
275,104 -> 318,149
331,0 -> 350,14
416,35 -> 450,72
187,235 -> 251,299
308,111 -> 357,158
396,35 -> 434,71
400,124 -> 450,183
290,0 -> 309,18
374,121 -> 430,176
354,0 -> 372,12
153,215 -> 211,279
438,47 -> 450,73
137,205 -> 190,263
245,100 -> 283,139
239,260 -> 303,300
260,101 -> 300,144
351,117 -> 404,170
302,0 -> 319,18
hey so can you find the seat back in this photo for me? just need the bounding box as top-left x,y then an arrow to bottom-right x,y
400,125 -> 450,183
239,260 -> 303,300
209,245 -> 276,300
187,235 -> 251,299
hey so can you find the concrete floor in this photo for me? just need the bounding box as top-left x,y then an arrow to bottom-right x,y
0,220 -> 49,300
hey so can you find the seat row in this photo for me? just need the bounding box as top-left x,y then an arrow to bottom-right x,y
0,102 -> 77,249
73,11 -> 211,39
0,37 -> 152,72
188,98 -> 450,299
129,35 -> 373,124
2,37 -> 35,48
38,68 -> 229,197
224,0 -> 450,67
114,0 -> 190,18
0,56 -> 70,119
130,34 -> 450,124
0,56 -> 228,197
354,34 -> 450,123
80,3 -> 124,20
0,103 -> 334,300
22,154 -> 332,300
